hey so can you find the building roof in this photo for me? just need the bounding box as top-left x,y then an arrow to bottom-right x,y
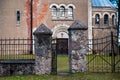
68,20 -> 87,30
92,0 -> 116,8
33,24 -> 52,35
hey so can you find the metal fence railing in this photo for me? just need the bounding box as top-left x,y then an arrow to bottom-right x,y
0,38 -> 35,60
87,32 -> 120,73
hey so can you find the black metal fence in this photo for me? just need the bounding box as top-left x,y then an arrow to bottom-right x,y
0,32 -> 120,73
0,38 -> 35,60
87,32 -> 120,73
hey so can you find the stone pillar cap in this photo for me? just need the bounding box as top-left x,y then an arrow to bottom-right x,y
33,24 -> 52,35
68,20 -> 88,30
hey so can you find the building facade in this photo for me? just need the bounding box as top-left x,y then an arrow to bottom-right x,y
0,0 -> 117,54
92,0 -> 117,39
0,0 -> 28,38
0,0 -> 89,38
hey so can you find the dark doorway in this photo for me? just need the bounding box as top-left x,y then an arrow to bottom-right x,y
56,38 -> 68,55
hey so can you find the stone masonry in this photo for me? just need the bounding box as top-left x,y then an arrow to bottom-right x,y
0,60 -> 35,76
33,24 -> 52,75
68,20 -> 88,73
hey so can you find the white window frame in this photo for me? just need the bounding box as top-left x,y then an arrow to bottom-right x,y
59,6 -> 65,17
95,14 -> 100,24
104,14 -> 109,25
68,6 -> 73,17
52,6 -> 57,17
50,4 -> 75,20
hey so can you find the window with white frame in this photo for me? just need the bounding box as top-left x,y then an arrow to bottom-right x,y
50,4 -> 75,20
16,10 -> 20,25
68,6 -> 73,17
52,6 -> 57,17
60,6 -> 65,17
104,14 -> 109,25
95,14 -> 100,24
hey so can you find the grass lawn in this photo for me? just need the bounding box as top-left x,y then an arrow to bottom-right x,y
0,72 -> 120,80
0,55 -> 120,80
86,54 -> 120,72
57,55 -> 69,73
0,54 -> 35,59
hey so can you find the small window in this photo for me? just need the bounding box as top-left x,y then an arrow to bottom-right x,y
60,6 -> 65,17
68,6 -> 73,17
16,10 -> 20,25
52,6 -> 57,17
104,14 -> 109,25
112,15 -> 115,25
95,14 -> 100,24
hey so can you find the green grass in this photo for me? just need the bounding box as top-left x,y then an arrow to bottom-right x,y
57,55 -> 69,72
86,54 -> 120,72
0,54 -> 35,59
0,73 -> 120,80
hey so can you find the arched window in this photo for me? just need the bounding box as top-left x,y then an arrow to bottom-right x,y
68,6 -> 73,17
52,6 -> 57,17
60,6 -> 65,17
95,14 -> 100,24
112,15 -> 115,25
104,14 -> 109,25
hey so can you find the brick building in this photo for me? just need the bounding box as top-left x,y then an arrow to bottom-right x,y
0,0 -> 117,38
0,0 -> 117,54
0,0 -> 90,38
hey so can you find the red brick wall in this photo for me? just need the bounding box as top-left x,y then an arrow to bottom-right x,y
0,0 -> 88,38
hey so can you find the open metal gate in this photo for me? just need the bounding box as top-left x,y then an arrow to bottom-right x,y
51,38 -> 68,74
87,31 -> 120,72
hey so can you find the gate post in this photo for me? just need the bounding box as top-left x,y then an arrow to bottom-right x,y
33,24 -> 52,75
68,20 -> 88,73
111,31 -> 115,73
51,38 -> 57,75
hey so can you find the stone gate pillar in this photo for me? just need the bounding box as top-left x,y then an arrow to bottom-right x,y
33,24 -> 52,75
68,20 -> 88,73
